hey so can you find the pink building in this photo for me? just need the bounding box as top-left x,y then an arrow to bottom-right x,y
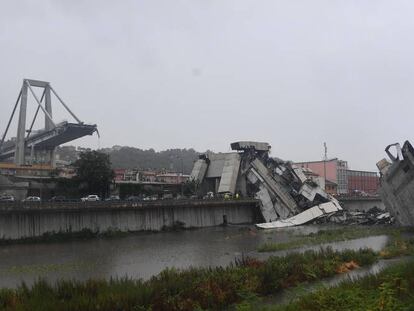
295,159 -> 379,195
113,169 -> 126,181
295,159 -> 349,194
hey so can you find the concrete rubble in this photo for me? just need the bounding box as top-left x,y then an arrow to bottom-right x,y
314,206 -> 393,225
190,141 -> 342,228
377,140 -> 414,226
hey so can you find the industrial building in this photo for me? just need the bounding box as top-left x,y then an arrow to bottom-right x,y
346,170 -> 379,195
295,159 -> 379,195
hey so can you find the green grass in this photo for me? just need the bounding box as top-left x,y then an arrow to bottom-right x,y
1,226 -> 413,310
238,259 -> 414,311
234,234 -> 414,311
0,247 -> 378,311
380,235 -> 414,259
258,226 -> 412,252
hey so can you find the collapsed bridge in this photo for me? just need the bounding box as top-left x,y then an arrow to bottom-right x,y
190,141 -> 342,228
0,79 -> 97,168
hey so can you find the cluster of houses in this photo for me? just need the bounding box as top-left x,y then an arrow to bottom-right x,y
114,168 -> 190,185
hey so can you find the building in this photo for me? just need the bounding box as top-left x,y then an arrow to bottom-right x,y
301,167 -> 325,188
346,170 -> 379,195
325,180 -> 338,195
138,171 -> 157,183
114,169 -> 126,181
113,169 -> 189,185
295,159 -> 379,195
295,159 -> 349,194
124,169 -> 139,181
156,173 -> 189,184
300,166 -> 338,195
57,166 -> 76,179
0,162 -> 54,178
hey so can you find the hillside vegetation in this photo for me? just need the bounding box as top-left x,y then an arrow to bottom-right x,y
56,146 -> 200,174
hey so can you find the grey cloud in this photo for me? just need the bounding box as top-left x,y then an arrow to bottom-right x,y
1,0 -> 413,171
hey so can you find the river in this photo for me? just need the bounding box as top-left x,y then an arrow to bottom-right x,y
0,224 -> 388,288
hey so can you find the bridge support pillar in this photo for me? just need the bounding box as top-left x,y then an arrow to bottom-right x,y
14,83 -> 28,166
48,148 -> 56,168
45,84 -> 53,131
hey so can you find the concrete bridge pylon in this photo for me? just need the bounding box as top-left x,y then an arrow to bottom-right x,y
0,79 -> 97,168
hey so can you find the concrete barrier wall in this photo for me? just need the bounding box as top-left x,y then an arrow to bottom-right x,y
0,200 -> 260,240
338,196 -> 385,212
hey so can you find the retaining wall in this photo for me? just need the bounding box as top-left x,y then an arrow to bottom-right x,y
0,199 -> 260,240
338,196 -> 385,212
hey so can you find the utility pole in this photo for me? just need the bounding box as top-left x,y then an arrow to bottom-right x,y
323,142 -> 327,190
181,157 -> 184,196
181,157 -> 184,175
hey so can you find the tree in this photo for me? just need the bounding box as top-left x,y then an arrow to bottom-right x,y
182,179 -> 198,197
74,151 -> 114,198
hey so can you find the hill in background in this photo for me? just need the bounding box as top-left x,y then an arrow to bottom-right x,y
56,146 -> 200,174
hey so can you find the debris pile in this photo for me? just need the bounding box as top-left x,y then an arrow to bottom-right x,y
190,141 -> 342,228
377,141 -> 414,226
315,206 -> 393,225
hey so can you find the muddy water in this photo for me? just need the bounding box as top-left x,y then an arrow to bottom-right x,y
0,225 -> 389,288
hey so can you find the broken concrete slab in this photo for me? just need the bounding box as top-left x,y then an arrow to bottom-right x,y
256,200 -> 343,229
218,153 -> 241,194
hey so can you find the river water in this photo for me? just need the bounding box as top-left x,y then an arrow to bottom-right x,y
0,225 -> 388,288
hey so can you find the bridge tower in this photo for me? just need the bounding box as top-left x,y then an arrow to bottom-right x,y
0,79 -> 97,169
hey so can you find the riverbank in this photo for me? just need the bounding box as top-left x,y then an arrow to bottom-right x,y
0,247 -> 379,311
0,230 -> 413,310
257,226 -> 414,252
243,259 -> 414,311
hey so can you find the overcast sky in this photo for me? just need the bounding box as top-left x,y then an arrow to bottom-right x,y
1,0 -> 413,171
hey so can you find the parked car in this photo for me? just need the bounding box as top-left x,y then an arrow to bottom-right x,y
81,195 -> 100,202
49,196 -> 66,202
223,192 -> 233,200
203,191 -> 214,199
0,195 -> 15,202
125,195 -> 141,202
352,190 -> 370,197
143,195 -> 158,201
105,195 -> 120,201
163,194 -> 173,200
23,196 -> 41,202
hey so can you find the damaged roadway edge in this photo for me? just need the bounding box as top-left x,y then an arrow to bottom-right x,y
190,141 -> 342,228
377,140 -> 414,226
